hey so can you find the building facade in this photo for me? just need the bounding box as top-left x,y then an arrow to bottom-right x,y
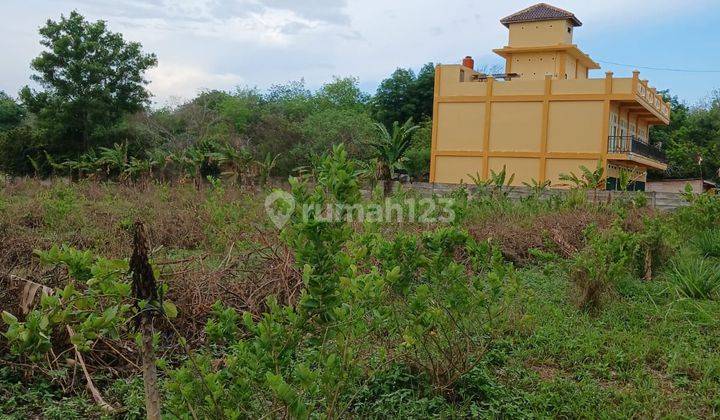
429,3 -> 670,189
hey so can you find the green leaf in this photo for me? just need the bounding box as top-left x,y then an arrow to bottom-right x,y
162,301 -> 178,319
2,311 -> 18,325
70,333 -> 85,346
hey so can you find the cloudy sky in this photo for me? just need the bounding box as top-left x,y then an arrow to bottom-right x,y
1,0 -> 719,106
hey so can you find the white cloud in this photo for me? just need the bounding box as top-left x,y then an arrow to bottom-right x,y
147,62 -> 244,105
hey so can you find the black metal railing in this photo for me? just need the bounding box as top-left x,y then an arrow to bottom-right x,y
607,135 -> 667,164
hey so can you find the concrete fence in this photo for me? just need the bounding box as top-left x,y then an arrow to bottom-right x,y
395,182 -> 689,211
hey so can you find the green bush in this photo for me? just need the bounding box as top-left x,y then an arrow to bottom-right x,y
571,223 -> 639,311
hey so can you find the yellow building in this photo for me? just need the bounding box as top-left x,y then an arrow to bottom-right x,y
429,3 -> 670,190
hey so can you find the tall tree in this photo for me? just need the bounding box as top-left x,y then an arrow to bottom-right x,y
651,91 -> 720,182
371,63 -> 435,128
20,11 -> 157,154
0,92 -> 25,132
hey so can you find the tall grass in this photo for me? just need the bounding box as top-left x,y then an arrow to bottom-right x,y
692,229 -> 720,258
664,255 -> 720,300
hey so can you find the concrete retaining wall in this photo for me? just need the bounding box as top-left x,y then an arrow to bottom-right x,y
396,182 -> 689,211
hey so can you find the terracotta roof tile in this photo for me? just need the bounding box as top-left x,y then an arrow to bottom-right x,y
500,3 -> 582,27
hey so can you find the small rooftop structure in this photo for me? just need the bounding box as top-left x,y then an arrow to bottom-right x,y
500,3 -> 582,27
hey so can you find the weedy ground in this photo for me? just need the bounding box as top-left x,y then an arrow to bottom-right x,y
0,176 -> 719,419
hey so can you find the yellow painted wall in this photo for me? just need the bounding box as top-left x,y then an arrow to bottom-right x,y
508,20 -> 572,47
565,57 -> 576,80
612,78 -> 633,94
577,62 -> 588,79
436,103 -> 485,151
493,79 -> 545,95
510,52 -> 559,79
547,101 -> 604,153
551,79 -> 604,94
489,102 -> 542,151
434,156 -> 483,184
488,157 -> 540,185
438,65 -> 488,97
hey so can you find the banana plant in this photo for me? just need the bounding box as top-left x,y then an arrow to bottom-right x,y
145,148 -> 173,182
97,143 -> 129,179
124,157 -> 154,183
27,155 -> 42,178
208,143 -> 253,185
255,152 -> 279,187
468,165 -> 515,198
44,151 -> 74,177
559,163 -> 605,202
522,178 -> 552,197
183,146 -> 208,187
617,168 -> 641,192
74,151 -> 101,179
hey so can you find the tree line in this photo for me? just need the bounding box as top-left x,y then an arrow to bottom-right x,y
0,11 -> 718,185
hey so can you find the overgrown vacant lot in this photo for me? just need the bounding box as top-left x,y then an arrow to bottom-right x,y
1,164 -> 719,418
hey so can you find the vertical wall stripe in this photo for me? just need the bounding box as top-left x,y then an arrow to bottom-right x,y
429,65 -> 441,182
539,75 -> 552,181
481,77 -> 494,178
600,72 -> 613,178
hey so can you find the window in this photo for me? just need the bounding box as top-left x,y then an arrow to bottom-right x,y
609,113 -> 619,151
610,113 -> 619,137
459,70 -> 465,82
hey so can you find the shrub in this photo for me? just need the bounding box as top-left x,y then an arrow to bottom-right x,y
675,192 -> 720,233
571,223 -> 639,311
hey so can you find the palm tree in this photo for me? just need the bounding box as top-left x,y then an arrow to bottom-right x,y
368,118 -> 419,197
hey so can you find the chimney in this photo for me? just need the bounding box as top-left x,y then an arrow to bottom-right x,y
462,56 -> 474,70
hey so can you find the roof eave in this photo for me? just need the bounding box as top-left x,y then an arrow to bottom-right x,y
492,45 -> 600,69
500,16 -> 582,28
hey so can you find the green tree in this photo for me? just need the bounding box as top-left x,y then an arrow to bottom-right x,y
371,63 -> 435,128
20,11 -> 157,156
651,91 -> 720,182
0,92 -> 25,132
315,76 -> 370,111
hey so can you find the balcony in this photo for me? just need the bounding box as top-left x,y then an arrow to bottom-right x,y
633,73 -> 671,124
607,135 -> 667,169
